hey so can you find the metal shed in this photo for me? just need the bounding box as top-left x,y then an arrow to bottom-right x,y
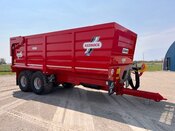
163,41 -> 175,71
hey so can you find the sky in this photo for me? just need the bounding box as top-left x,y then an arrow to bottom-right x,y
0,0 -> 175,63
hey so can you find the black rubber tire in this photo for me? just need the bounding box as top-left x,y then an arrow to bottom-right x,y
62,83 -> 74,88
18,70 -> 32,92
31,71 -> 53,95
53,82 -> 59,88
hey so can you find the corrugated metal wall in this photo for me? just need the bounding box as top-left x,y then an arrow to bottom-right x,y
163,41 -> 175,71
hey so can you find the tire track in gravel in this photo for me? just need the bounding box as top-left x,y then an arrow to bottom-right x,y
0,93 -> 36,116
0,95 -> 14,101
77,87 -> 95,131
88,90 -> 133,131
101,92 -> 149,131
49,87 -> 94,131
106,94 -> 172,131
0,84 -> 17,88
0,88 -> 19,99
4,109 -> 79,131
0,88 -> 77,131
50,86 -> 95,131
5,109 -> 63,131
0,87 -> 18,93
48,88 -> 74,131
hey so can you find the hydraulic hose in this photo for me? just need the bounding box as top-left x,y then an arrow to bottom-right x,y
128,69 -> 140,90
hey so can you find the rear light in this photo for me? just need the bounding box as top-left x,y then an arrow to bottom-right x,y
108,69 -> 114,80
108,68 -> 121,80
116,68 -> 120,75
116,68 -> 121,80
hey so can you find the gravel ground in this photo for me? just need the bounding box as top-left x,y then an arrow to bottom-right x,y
0,71 -> 174,131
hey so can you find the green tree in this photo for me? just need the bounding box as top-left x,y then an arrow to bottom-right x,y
0,58 -> 6,64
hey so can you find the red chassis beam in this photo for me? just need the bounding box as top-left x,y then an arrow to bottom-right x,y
120,88 -> 167,102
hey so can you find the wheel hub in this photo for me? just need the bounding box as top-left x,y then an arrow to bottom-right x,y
34,77 -> 42,90
20,76 -> 27,87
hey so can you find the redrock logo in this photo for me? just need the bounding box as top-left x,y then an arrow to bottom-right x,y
83,42 -> 102,48
83,36 -> 102,56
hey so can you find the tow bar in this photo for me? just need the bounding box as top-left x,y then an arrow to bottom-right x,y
108,63 -> 167,102
121,88 -> 167,102
121,64 -> 166,102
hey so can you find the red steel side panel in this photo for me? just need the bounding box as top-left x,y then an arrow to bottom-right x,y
27,37 -> 43,66
46,33 -> 73,70
74,27 -> 115,70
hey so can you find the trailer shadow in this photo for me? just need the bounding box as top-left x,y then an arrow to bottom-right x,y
13,86 -> 175,131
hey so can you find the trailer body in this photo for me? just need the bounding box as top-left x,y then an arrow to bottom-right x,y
10,22 -> 166,101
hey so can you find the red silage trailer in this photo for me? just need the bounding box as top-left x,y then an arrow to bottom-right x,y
10,22 -> 166,101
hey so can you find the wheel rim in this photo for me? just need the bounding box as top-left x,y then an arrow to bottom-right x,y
20,76 -> 27,87
34,77 -> 42,90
